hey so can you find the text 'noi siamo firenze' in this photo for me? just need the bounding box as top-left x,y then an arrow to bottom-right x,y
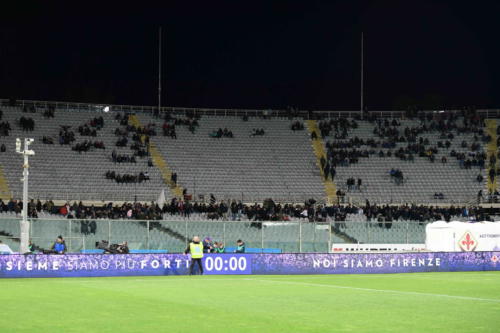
312,257 -> 441,269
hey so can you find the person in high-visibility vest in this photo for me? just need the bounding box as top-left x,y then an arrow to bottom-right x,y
184,236 -> 204,275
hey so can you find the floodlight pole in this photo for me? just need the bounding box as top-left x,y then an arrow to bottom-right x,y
16,138 -> 34,254
360,32 -> 364,113
158,26 -> 162,113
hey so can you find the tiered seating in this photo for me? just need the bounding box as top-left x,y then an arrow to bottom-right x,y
0,104 -> 489,206
137,113 -> 324,203
322,118 -> 485,204
0,106 -> 167,201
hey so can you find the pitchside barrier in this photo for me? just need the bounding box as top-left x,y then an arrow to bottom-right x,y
0,252 -> 499,278
0,218 -> 430,254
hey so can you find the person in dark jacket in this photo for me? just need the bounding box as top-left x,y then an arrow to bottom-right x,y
235,239 -> 245,253
203,237 -> 213,253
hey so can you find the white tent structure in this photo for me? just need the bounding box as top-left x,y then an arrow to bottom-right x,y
426,221 -> 500,252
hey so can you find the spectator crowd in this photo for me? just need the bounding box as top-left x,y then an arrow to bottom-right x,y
105,171 -> 150,183
0,198 -> 495,224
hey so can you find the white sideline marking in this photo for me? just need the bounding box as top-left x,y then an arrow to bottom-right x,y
249,279 -> 500,303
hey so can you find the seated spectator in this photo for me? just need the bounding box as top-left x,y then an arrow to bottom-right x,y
163,124 -> 177,138
291,121 -> 304,131
433,192 -> 445,200
389,168 -> 404,185
59,126 -> 75,145
19,116 -> 35,131
43,106 -> 55,118
251,128 -> 265,136
115,127 -> 128,136
346,177 -> 356,191
42,136 -> 54,144
223,128 -> 233,138
210,128 -> 233,138
138,172 -> 150,181
235,239 -> 245,253
105,171 -> 148,184
50,236 -> 66,254
336,189 -> 346,203
116,136 -> 128,147
112,151 -> 136,163
0,121 -> 11,136
0,144 -> 5,152
72,140 -> 104,152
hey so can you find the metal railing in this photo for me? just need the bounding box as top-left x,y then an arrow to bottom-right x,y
0,218 -> 429,254
3,97 -> 491,119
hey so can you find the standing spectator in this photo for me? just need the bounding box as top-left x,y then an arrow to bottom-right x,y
184,236 -> 204,275
330,167 -> 336,180
489,168 -> 496,183
323,163 -> 330,180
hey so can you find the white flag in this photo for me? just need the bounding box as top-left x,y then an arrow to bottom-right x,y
157,189 -> 166,208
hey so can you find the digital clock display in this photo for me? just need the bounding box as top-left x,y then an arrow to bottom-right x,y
203,254 -> 252,275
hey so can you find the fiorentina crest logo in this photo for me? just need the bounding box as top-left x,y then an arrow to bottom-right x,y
458,231 -> 478,251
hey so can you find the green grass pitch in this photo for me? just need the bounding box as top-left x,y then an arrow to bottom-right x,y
1,272 -> 499,332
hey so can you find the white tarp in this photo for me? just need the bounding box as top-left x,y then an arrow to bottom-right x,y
0,243 -> 14,254
425,221 -> 500,252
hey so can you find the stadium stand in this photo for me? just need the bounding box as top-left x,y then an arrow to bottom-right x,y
1,99 -> 500,253
0,101 -> 491,205
0,105 -> 167,201
318,113 -> 486,204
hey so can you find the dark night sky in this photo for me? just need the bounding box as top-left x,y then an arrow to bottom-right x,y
1,1 -> 499,110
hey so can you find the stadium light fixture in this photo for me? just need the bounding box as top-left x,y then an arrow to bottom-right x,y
15,138 -> 35,253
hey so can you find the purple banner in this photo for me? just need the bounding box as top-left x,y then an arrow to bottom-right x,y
0,252 -> 499,278
251,252 -> 500,274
